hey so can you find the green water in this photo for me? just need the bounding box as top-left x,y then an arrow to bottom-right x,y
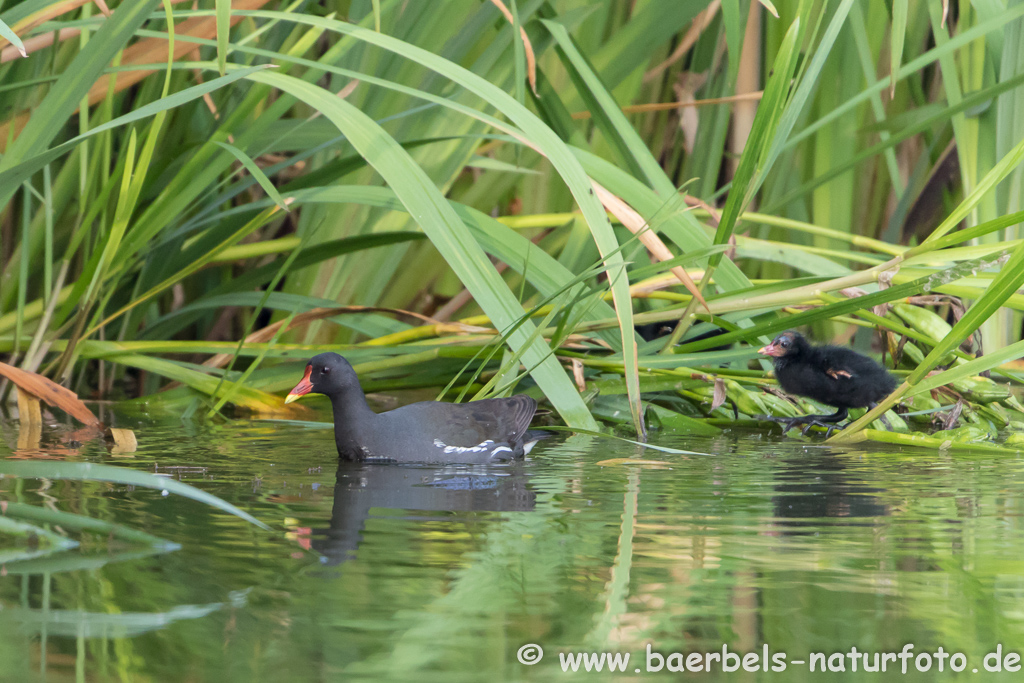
2,417 -> 1024,682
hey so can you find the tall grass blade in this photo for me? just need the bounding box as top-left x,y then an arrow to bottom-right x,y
216,0 -> 230,75
0,461 -> 270,530
0,16 -> 25,57
241,10 -> 641,435
0,0 -> 162,207
215,141 -> 289,210
247,70 -> 598,429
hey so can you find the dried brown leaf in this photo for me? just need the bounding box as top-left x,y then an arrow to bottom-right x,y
571,358 -> 586,392
672,72 -> 706,154
336,79 -> 359,99
1,26 -> 85,63
593,182 -> 710,313
711,378 -> 727,411
682,194 -> 721,226
107,427 -> 138,454
0,362 -> 99,426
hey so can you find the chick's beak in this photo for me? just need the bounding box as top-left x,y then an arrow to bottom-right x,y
758,343 -> 782,357
285,365 -> 314,404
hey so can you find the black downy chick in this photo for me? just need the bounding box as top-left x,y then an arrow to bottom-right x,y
757,331 -> 898,436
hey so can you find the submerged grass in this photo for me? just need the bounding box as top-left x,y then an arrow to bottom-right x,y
1,0 -> 1024,449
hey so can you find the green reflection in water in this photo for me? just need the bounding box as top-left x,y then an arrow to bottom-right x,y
1,419 -> 1023,682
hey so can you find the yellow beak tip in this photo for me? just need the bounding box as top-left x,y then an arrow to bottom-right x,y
284,393 -> 301,404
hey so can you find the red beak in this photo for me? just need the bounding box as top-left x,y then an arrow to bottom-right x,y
285,365 -> 314,404
758,343 -> 783,358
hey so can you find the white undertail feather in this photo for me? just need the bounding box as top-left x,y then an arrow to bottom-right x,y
433,439 -> 494,455
432,438 -> 539,456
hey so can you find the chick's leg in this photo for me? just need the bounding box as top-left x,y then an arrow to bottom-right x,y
759,407 -> 849,438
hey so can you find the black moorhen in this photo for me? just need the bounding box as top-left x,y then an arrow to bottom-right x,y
285,352 -> 547,464
757,331 -> 898,436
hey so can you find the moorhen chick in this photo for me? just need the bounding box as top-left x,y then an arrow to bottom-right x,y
757,331 -> 898,436
285,352 -> 547,464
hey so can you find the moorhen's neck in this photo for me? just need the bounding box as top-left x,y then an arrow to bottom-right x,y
325,380 -> 377,453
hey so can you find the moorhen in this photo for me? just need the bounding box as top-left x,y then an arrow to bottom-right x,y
757,331 -> 898,436
285,352 -> 547,464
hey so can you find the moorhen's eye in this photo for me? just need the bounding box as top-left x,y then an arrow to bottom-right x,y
321,367 -> 330,375
780,339 -> 789,347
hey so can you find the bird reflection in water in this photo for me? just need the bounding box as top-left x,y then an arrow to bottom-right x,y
771,450 -> 889,532
306,461 -> 536,566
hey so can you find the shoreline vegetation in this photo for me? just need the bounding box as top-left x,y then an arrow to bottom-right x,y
2,0 -> 1024,453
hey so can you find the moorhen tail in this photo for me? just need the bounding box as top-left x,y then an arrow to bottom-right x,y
285,353 -> 547,464
757,331 -> 898,436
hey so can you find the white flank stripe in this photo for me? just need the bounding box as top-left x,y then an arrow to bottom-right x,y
433,438 -> 494,454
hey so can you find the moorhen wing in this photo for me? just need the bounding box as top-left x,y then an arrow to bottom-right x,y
285,353 -> 547,464
757,331 -> 898,436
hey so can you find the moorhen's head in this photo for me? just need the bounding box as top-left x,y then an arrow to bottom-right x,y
757,331 -> 810,361
285,352 -> 360,403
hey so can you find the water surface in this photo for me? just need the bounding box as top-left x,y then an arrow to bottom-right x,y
2,417 -> 1023,681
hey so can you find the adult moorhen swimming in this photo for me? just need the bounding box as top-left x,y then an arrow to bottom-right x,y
285,352 -> 547,464
758,331 -> 898,436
